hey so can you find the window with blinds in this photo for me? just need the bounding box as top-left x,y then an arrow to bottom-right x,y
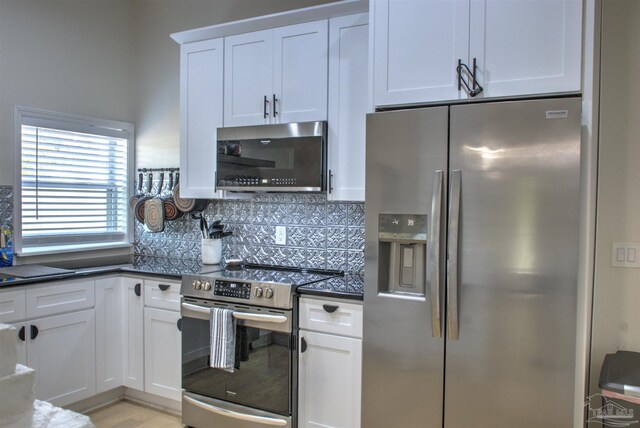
16,108 -> 133,254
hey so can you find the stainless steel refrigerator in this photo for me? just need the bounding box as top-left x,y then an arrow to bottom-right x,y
363,98 -> 581,427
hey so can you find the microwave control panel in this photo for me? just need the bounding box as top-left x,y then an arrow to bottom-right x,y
214,280 -> 252,299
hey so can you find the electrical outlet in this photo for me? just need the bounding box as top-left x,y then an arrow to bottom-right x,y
275,226 -> 287,245
611,242 -> 640,268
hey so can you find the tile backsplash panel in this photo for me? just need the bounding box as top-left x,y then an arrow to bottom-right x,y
135,194 -> 365,273
0,186 -> 13,229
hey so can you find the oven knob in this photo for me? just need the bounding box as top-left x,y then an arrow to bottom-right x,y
254,286 -> 263,297
195,280 -> 202,290
265,288 -> 273,299
192,280 -> 197,289
203,281 -> 211,291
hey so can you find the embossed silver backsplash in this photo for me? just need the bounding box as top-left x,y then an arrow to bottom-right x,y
0,186 -> 13,229
134,194 -> 365,273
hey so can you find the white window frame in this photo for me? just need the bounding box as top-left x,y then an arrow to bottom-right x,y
13,106 -> 135,256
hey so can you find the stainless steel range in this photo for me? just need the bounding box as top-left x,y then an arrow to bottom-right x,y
180,265 -> 337,428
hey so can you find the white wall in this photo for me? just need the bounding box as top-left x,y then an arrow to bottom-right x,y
0,0 -> 134,186
590,0 -> 640,396
131,0 -> 335,168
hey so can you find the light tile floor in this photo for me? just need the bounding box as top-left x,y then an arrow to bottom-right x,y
86,400 -> 182,428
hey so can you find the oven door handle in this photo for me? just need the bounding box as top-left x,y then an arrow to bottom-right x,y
181,302 -> 287,324
232,312 -> 287,323
184,396 -> 288,426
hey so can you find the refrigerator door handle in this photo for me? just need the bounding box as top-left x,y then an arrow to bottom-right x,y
447,170 -> 462,340
429,170 -> 444,338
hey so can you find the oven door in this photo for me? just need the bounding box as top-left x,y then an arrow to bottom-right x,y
181,299 -> 292,420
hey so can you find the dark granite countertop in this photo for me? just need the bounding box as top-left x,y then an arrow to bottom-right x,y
296,272 -> 364,301
0,257 -> 223,288
0,259 -> 364,302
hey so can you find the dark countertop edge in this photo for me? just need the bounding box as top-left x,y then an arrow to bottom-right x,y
0,265 -> 182,288
1,265 -> 365,301
295,287 -> 363,301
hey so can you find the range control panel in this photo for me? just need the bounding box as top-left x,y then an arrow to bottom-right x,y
214,280 -> 252,299
181,274 -> 295,309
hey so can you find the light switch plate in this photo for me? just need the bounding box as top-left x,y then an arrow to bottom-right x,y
275,226 -> 287,246
611,242 -> 640,268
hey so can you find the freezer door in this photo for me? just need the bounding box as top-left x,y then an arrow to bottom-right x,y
445,98 -> 581,427
363,107 -> 448,428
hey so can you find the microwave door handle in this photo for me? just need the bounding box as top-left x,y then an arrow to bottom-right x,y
232,312 -> 287,324
184,396 -> 287,426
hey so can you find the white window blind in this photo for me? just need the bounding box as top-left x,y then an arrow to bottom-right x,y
16,108 -> 133,253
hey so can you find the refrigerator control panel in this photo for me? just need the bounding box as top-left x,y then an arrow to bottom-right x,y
378,214 -> 427,242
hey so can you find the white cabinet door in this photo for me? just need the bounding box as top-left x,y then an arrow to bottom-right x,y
469,0 -> 582,98
95,277 -> 122,394
372,0 -> 470,106
298,331 -> 362,428
273,21 -> 328,123
144,307 -> 181,402
27,309 -> 96,406
122,277 -> 144,390
224,30 -> 273,127
180,38 -> 224,199
10,322 -> 27,366
328,14 -> 369,202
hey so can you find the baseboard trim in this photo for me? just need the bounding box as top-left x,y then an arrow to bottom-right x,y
65,386 -> 182,416
124,388 -> 182,414
66,387 -> 125,413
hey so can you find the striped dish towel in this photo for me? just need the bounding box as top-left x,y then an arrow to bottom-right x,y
209,307 -> 236,372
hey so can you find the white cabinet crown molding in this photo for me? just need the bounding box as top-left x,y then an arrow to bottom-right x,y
170,0 -> 368,45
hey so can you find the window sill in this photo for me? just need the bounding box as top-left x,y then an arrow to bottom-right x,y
17,242 -> 133,257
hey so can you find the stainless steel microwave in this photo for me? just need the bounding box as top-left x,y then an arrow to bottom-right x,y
216,121 -> 327,192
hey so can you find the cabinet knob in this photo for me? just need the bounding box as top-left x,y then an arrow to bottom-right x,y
177,318 -> 182,332
134,283 -> 141,297
300,336 -> 307,353
158,284 -> 171,292
18,326 -> 25,342
30,325 -> 39,340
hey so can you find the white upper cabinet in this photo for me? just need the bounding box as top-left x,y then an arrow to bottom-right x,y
372,0 -> 582,107
372,0 -> 470,106
273,21 -> 328,123
328,13 -> 369,201
179,38 -> 224,198
469,0 -> 582,98
224,30 -> 273,126
224,21 -> 328,127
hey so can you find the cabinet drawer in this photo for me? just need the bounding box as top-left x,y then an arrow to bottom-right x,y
144,279 -> 181,311
299,297 -> 362,338
26,280 -> 95,318
0,289 -> 26,323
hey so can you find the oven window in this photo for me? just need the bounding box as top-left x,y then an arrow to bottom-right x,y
182,317 -> 291,415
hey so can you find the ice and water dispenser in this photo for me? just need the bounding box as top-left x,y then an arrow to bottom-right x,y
378,214 -> 428,297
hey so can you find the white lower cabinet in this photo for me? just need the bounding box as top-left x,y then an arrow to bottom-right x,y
298,297 -> 363,428
299,331 -> 362,428
95,277 -> 123,394
27,309 -> 96,406
122,277 -> 144,390
144,307 -> 182,401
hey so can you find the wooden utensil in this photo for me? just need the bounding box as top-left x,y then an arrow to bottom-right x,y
164,171 -> 182,221
135,172 -> 153,223
145,172 -> 165,232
